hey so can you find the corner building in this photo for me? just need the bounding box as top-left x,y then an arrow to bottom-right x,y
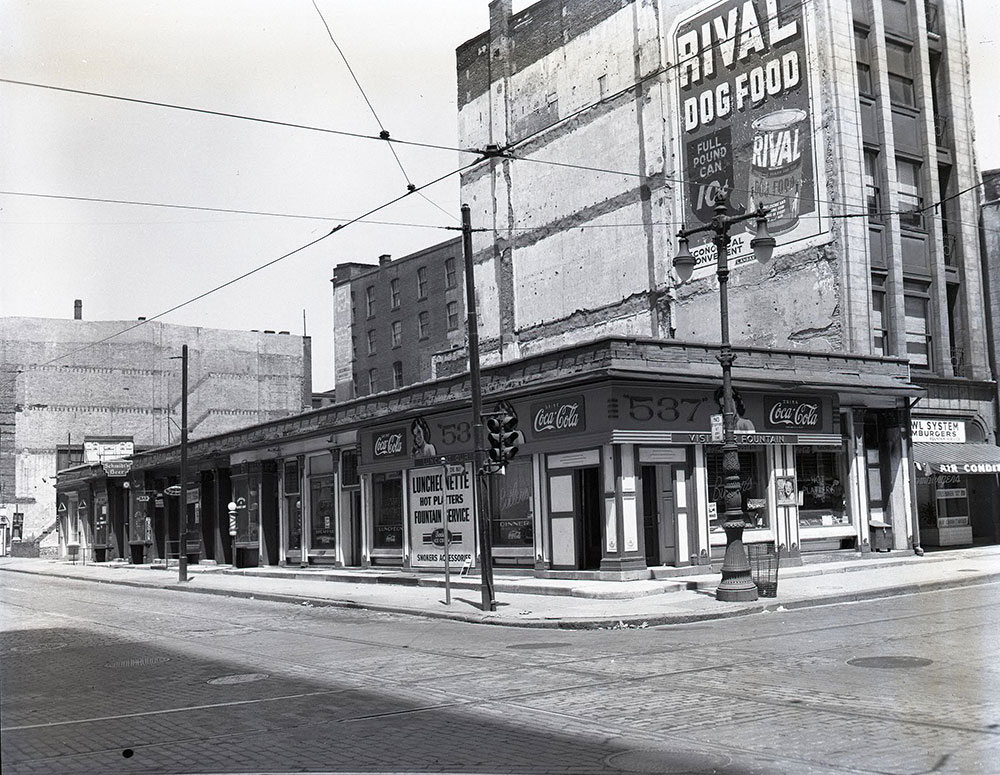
456,0 -> 999,562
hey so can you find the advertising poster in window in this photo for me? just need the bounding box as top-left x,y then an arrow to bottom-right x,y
671,0 -> 828,276
408,463 -> 476,569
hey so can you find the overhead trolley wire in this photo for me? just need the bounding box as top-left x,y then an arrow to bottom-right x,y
0,189 -> 457,230
2,159 -> 479,386
309,0 -> 458,223
0,77 -> 471,156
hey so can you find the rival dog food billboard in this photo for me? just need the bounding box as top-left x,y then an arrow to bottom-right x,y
672,0 -> 827,275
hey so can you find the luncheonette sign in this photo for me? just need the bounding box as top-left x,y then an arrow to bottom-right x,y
408,463 -> 475,569
672,0 -> 825,276
911,419 -> 965,443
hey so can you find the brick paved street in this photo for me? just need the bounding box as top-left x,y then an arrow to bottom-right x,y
2,574 -> 998,774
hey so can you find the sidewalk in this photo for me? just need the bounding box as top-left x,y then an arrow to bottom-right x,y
2,546 -> 999,628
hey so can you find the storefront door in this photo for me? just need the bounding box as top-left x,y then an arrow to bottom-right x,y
641,465 -> 677,566
548,464 -> 602,570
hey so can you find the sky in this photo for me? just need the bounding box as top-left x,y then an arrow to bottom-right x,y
2,0 -> 998,392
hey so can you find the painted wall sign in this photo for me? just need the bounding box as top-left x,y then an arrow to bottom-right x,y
764,396 -> 822,430
672,0 -> 825,276
408,463 -> 475,569
911,419 -> 965,443
530,396 -> 587,436
372,428 -> 407,459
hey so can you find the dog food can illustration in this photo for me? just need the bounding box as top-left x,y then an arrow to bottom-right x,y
747,108 -> 808,234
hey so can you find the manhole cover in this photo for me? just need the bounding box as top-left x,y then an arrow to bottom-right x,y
607,748 -> 732,773
506,642 -> 570,650
10,642 -> 67,654
106,656 -> 172,669
847,656 -> 933,669
207,673 -> 269,686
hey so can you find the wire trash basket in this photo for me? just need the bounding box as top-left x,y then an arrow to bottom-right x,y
746,541 -> 780,598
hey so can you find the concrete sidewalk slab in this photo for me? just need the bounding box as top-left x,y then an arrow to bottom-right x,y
1,546 -> 998,628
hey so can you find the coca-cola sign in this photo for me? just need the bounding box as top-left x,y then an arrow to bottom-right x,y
764,396 -> 821,430
373,429 -> 406,458
531,396 -> 586,436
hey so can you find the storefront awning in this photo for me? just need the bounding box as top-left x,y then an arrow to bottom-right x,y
913,442 -> 1000,475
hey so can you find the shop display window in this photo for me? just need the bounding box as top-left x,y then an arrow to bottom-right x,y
284,460 -> 302,551
796,448 -> 848,527
309,454 -> 336,549
916,473 -> 969,529
372,471 -> 403,549
706,449 -> 768,531
492,457 -> 533,547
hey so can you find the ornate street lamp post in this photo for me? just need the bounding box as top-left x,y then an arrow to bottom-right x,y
673,193 -> 776,602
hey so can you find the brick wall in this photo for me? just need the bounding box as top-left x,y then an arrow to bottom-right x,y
0,317 -> 311,541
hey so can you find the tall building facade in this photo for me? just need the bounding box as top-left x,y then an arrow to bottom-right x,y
328,238 -> 466,403
456,0 -> 998,549
0,309 -> 312,551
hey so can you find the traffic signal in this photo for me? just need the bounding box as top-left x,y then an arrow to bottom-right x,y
486,414 -> 506,465
499,412 -> 519,462
486,410 -> 520,466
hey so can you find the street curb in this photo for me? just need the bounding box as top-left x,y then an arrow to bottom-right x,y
2,563 -> 998,629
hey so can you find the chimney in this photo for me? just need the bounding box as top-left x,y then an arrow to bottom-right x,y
74,300 -> 82,320
379,254 -> 392,266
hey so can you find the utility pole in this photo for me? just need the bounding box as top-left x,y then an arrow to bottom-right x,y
462,204 -> 495,612
178,344 -> 189,583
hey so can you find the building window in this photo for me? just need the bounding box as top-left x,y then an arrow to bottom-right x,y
308,453 -> 336,550
855,29 -> 872,95
367,329 -> 376,355
417,266 -> 428,299
283,459 -> 302,552
864,150 -> 881,217
392,360 -> 403,388
351,336 -> 357,360
391,320 -> 402,348
795,449 -> 848,528
491,457 -> 533,547
904,281 -> 933,368
390,278 -> 400,309
418,311 -> 429,340
872,273 -> 889,356
365,286 -> 375,318
368,368 -> 378,393
445,258 -> 457,289
372,472 -> 403,549
447,301 -> 459,330
885,41 -> 915,108
706,449 -> 769,531
598,73 -> 608,98
351,291 -> 356,322
351,375 -> 358,396
896,158 -> 923,228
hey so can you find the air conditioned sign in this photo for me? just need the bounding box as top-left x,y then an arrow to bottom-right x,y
672,0 -> 826,276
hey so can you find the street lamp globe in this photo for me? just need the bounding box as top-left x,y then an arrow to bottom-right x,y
750,214 -> 776,264
673,234 -> 696,283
